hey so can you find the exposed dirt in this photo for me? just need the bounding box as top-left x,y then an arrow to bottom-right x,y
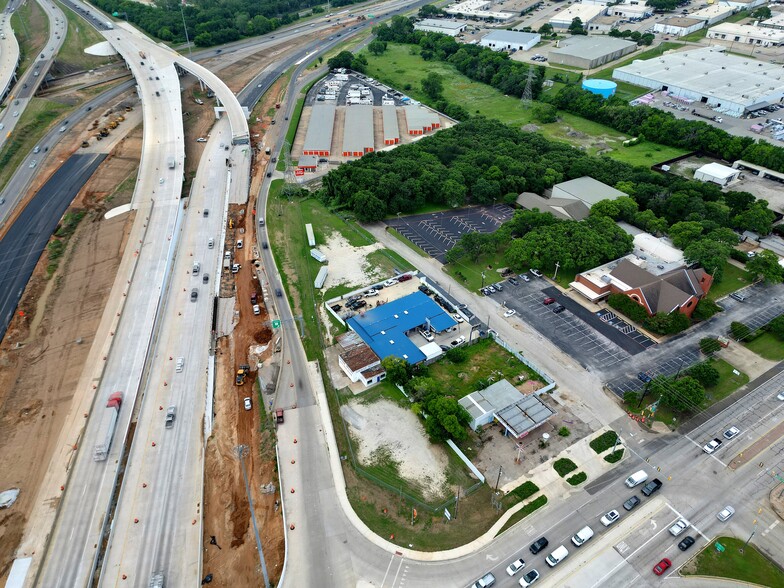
0,130 -> 137,582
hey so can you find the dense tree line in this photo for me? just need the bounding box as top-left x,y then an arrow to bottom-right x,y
548,86 -> 784,174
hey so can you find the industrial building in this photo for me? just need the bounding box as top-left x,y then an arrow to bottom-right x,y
382,105 -> 400,146
459,380 -> 555,437
297,155 -> 318,172
413,18 -> 468,36
345,290 -> 457,365
342,105 -> 374,158
336,332 -> 385,387
549,4 -> 606,30
607,0 -> 652,19
760,12 -> 784,30
444,0 -> 515,20
653,17 -> 705,37
549,36 -> 637,69
723,0 -> 767,9
694,162 -> 741,186
404,106 -> 441,135
612,47 -> 784,117
302,103 -> 335,156
551,176 -> 627,206
707,22 -> 784,47
479,30 -> 541,52
689,4 -> 736,25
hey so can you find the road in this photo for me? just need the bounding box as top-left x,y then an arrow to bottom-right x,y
0,1 -> 20,103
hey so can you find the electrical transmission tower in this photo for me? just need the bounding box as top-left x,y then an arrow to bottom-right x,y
521,66 -> 535,108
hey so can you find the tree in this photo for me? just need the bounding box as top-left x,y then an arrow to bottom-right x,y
532,103 -> 557,123
688,362 -> 720,388
668,221 -> 704,249
368,40 -> 387,56
767,315 -> 784,340
381,356 -> 413,386
746,250 -> 784,284
352,190 -> 386,221
699,337 -> 721,355
568,17 -> 587,34
752,6 -> 772,19
730,321 -> 751,341
421,72 -> 444,99
660,376 -> 705,413
643,311 -> 690,335
692,299 -> 721,322
705,227 -> 739,246
538,23 -> 553,35
683,239 -> 730,281
733,202 -> 775,235
646,0 -> 679,9
328,51 -> 355,70
419,4 -> 445,18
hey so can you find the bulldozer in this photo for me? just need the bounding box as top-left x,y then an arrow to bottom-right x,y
235,364 -> 250,386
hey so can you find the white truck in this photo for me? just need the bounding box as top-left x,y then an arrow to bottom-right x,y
167,156 -> 175,169
94,391 -> 123,461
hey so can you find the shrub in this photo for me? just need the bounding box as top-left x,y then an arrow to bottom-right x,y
445,347 -> 468,363
730,321 -> 751,341
567,472 -> 587,486
558,426 -> 571,437
607,293 -> 648,322
700,337 -> 721,355
505,481 -> 539,506
729,248 -> 749,263
589,430 -> 619,454
692,299 -> 722,322
643,311 -> 690,335
604,449 -> 624,463
688,362 -> 720,388
554,458 -> 578,477
623,391 -> 640,406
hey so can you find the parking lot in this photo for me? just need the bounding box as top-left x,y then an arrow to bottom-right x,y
605,348 -> 703,398
386,204 -> 514,262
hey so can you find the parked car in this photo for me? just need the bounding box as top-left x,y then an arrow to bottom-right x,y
450,336 -> 466,347
504,309 -> 517,318
653,558 -> 671,576
543,297 -> 556,305
677,536 -> 695,551
505,558 -> 525,576
530,269 -> 543,277
519,569 -> 540,587
717,506 -> 735,521
397,274 -> 412,282
623,496 -> 641,511
552,304 -> 566,314
453,313 -> 464,323
600,510 -> 620,527
243,397 -> 252,410
723,426 -> 740,440
520,274 -> 530,282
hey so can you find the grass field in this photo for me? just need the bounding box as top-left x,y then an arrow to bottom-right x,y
704,359 -> 749,405
56,0 -> 116,69
683,536 -> 784,586
744,332 -> 784,361
363,44 -> 687,166
707,263 -> 753,301
11,0 -> 48,79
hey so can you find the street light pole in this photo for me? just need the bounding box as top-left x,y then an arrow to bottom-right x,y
494,465 -> 503,492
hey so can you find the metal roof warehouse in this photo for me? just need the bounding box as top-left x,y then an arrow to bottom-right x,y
303,103 -> 336,156
342,105 -> 374,157
346,291 -> 457,364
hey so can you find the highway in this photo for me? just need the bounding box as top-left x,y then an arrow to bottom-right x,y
0,2 -> 20,103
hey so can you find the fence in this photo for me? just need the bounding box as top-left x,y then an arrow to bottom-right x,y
493,335 -> 556,394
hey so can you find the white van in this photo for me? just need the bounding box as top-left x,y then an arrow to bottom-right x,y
625,470 -> 648,488
545,545 -> 569,567
192,261 -> 200,275
571,526 -> 594,547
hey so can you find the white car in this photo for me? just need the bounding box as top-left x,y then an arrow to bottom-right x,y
243,397 -> 252,411
196,137 -> 207,142
530,269 -> 543,278
383,278 -> 397,287
717,506 -> 735,522
28,160 -> 36,168
231,263 -> 240,274
519,569 -> 540,587
723,426 -> 740,440
778,392 -> 784,401
159,177 -> 164,184
668,519 -> 689,536
453,313 -> 464,323
418,329 -> 434,342
506,558 -> 526,576
12,111 -> 18,117
504,309 -> 517,318
253,304 -> 261,315
237,239 -> 243,249
600,510 -> 620,527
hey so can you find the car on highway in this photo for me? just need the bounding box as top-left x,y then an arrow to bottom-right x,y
600,510 -> 620,527
159,177 -> 164,184
33,145 -> 40,153
641,478 -> 662,496
529,536 -> 548,554
504,309 -> 517,318
12,111 -> 18,117
717,506 -> 735,521
262,241 -> 268,249
668,518 -> 689,536
623,496 -> 641,511
519,569 -> 540,587
208,238 -> 214,248
677,536 -> 695,551
28,160 -> 36,168
190,288 -> 198,301
506,558 -> 525,576
723,426 -> 740,440
470,572 -> 495,588
653,558 -> 671,575
243,397 -> 252,410
276,288 -> 282,297
202,273 -> 209,284
203,209 -> 209,217
702,438 -> 723,454
778,392 -> 784,401
543,297 -> 556,305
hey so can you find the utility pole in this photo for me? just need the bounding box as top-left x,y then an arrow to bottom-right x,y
553,261 -> 561,281
495,465 -> 503,492
637,379 -> 652,409
234,445 -> 271,587
741,519 -> 758,553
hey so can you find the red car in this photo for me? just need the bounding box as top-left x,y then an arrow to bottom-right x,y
397,274 -> 412,282
543,297 -> 556,305
653,558 -> 672,576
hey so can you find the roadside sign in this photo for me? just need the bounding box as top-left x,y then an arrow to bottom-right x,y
715,542 -> 725,552
272,320 -> 281,329
295,168 -> 305,177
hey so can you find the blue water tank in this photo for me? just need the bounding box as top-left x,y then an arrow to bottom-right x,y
582,79 -> 617,99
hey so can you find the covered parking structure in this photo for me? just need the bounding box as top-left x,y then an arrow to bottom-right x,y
460,380 -> 555,438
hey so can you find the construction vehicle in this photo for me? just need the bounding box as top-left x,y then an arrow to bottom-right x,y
117,115 -> 125,122
95,135 -> 103,141
94,391 -> 123,461
276,409 -> 284,423
148,572 -> 164,587
99,128 -> 109,137
81,141 -> 89,148
235,364 -> 250,386
125,106 -> 133,112
108,120 -> 118,129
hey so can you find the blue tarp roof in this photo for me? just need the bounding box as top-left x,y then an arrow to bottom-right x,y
346,291 -> 457,364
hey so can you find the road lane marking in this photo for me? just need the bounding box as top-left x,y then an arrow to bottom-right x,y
390,556 -> 405,588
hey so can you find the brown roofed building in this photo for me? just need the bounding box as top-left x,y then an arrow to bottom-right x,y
337,332 -> 385,386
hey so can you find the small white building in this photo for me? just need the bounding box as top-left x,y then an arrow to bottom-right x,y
707,22 -> 784,47
310,248 -> 327,263
480,30 -> 541,52
760,12 -> 784,31
690,4 -> 736,26
549,4 -> 606,30
694,162 -> 741,186
608,0 -> 652,19
653,17 -> 705,37
413,18 -> 468,36
337,332 -> 385,387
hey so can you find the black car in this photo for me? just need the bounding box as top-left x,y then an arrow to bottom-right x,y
678,536 -> 695,551
623,496 -> 641,511
275,288 -> 282,297
331,304 -> 342,312
529,536 -> 549,554
552,304 -> 566,314
641,478 -> 663,497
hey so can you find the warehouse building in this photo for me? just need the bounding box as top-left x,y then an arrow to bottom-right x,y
404,106 -> 441,135
413,18 -> 467,36
653,17 -> 705,37
690,4 -> 736,26
612,47 -> 784,117
707,22 -> 784,47
382,105 -> 400,146
694,162 -> 741,186
444,0 -> 515,20
342,105 -> 374,158
549,36 -> 637,69
302,103 -> 336,156
550,176 -> 627,206
297,155 -> 318,172
608,0 -> 652,19
760,12 -> 784,30
549,4 -> 606,30
723,0 -> 767,9
480,30 -> 541,52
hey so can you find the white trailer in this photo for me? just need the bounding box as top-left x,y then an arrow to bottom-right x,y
310,249 -> 327,262
305,223 -> 316,247
94,392 -> 123,461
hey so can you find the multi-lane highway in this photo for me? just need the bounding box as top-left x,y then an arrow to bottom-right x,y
0,3 -> 20,103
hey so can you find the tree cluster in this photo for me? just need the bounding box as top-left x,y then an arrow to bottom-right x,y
651,375 -> 705,413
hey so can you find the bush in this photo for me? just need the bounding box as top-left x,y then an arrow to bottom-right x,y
589,430 -> 619,454
607,293 -> 648,323
604,449 -> 624,463
505,481 -> 539,506
692,299 -> 722,322
730,321 -> 751,341
558,426 -> 571,437
643,311 -> 690,335
729,248 -> 749,263
554,458 -> 578,477
567,472 -> 587,486
688,362 -> 720,388
445,347 -> 468,363
623,390 -> 640,405
700,337 -> 721,355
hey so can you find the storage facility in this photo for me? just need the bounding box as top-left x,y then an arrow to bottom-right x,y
549,4 -> 605,29
607,0 -> 652,19
382,105 -> 400,146
707,22 -> 784,47
302,104 -> 336,156
342,105 -> 374,158
314,266 -> 328,289
479,30 -> 541,52
549,36 -> 637,69
689,4 -> 735,26
310,249 -> 327,263
551,176 -> 627,205
653,17 -> 705,37
413,18 -> 467,36
297,155 -> 318,172
612,47 -> 784,117
404,106 -> 441,135
694,162 -> 740,186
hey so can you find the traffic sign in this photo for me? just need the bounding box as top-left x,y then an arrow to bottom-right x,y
715,542 -> 725,552
272,320 -> 281,329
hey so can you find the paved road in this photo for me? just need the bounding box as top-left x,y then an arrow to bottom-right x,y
0,3 -> 20,103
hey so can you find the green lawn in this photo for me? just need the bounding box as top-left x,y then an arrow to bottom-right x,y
497,495 -> 548,536
683,536 -> 784,586
424,338 -> 544,399
704,359 -> 749,405
745,332 -> 784,361
363,44 -> 687,166
444,254 -> 515,293
708,262 -> 753,301
56,0 -> 116,69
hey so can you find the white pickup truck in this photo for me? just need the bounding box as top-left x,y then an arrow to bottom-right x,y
703,438 -> 723,454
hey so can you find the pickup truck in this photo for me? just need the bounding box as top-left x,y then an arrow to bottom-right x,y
703,438 -> 723,454
471,572 -> 495,588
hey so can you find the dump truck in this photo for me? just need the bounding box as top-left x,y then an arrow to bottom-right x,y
81,141 -> 89,148
125,106 -> 133,112
94,391 -> 123,461
108,121 -> 118,129
117,115 -> 125,122
235,364 -> 250,386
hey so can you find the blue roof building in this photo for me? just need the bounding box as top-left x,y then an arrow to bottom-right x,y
346,291 -> 457,364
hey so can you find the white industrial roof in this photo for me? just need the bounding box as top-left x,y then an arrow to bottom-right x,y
761,12 -> 784,28
613,47 -> 784,106
708,22 -> 784,42
416,18 -> 466,30
697,162 -> 738,180
481,30 -> 540,45
550,36 -> 636,59
549,4 -> 605,24
690,4 -> 735,20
